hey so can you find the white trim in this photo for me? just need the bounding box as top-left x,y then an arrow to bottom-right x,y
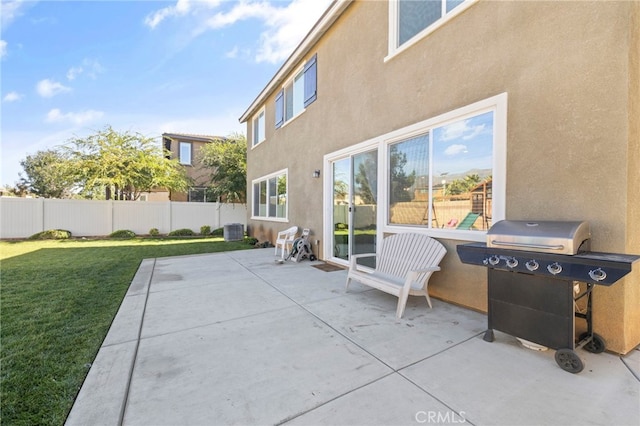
279,65 -> 306,128
323,93 -> 508,257
251,107 -> 266,149
385,0 -> 478,63
179,141 -> 192,165
251,168 -> 289,221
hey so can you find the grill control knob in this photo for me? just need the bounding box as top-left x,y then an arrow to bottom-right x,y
525,260 -> 539,271
588,268 -> 607,282
547,262 -> 563,275
506,257 -> 518,268
488,255 -> 500,266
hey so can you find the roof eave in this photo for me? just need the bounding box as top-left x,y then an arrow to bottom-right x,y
239,0 -> 353,124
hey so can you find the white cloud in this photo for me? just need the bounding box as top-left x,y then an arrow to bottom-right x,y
66,58 -> 104,80
66,66 -> 82,81
1,0 -> 37,28
444,144 -> 468,156
254,0 -> 332,64
0,40 -> 6,58
146,0 -> 331,64
45,108 -> 104,125
3,91 -> 23,102
145,0 -> 220,29
36,79 -> 71,98
439,119 -> 487,142
462,123 -> 485,140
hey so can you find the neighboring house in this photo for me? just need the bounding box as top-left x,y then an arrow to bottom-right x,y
239,0 -> 639,353
160,133 -> 225,202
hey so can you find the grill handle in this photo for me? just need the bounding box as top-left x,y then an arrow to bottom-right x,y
489,240 -> 565,251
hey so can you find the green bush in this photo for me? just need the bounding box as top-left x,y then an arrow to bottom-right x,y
109,230 -> 136,239
149,228 -> 160,236
211,227 -> 224,237
200,225 -> 211,236
244,237 -> 258,245
28,229 -> 72,240
168,228 -> 195,237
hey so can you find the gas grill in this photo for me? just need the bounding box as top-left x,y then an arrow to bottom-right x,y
456,220 -> 640,373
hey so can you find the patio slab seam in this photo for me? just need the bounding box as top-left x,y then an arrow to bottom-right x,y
136,303 -> 304,342
232,256 -> 399,372
118,257 -> 156,426
275,372 -> 396,425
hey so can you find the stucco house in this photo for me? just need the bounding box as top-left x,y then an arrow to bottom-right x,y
239,0 -> 639,353
160,133 -> 225,202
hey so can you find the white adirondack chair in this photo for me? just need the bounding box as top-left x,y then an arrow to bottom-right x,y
274,226 -> 298,259
345,233 -> 446,319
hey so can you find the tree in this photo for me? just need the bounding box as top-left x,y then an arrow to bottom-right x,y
199,133 -> 247,203
389,145 -> 416,203
446,174 -> 482,195
354,152 -> 377,205
63,126 -> 189,200
18,149 -> 74,198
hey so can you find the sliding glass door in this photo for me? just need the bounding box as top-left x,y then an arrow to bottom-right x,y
331,149 -> 378,265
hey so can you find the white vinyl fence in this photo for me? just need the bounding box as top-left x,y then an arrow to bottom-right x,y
0,197 -> 247,239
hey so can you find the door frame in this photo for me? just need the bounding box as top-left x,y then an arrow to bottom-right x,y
323,141 -> 381,266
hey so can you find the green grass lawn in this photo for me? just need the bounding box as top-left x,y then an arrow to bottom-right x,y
0,237 -> 254,426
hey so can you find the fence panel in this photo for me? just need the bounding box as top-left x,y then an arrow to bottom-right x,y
218,204 -> 247,229
0,198 -> 44,238
44,199 -> 112,237
113,201 -> 171,235
0,197 -> 247,239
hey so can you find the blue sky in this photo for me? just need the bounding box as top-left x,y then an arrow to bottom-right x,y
0,0 -> 331,186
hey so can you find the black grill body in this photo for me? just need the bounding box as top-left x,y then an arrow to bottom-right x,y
456,241 -> 640,373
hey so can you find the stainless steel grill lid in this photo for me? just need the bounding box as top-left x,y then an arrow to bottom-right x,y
487,220 -> 590,255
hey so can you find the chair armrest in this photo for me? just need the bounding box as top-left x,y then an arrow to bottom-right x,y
349,253 -> 377,270
351,253 -> 376,260
403,267 -> 442,290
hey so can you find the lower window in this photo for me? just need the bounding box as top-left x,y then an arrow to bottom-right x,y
188,187 -> 217,202
252,170 -> 288,219
387,97 -> 503,232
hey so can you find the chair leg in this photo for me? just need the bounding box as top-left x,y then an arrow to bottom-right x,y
424,287 -> 432,309
345,277 -> 351,291
396,291 -> 410,319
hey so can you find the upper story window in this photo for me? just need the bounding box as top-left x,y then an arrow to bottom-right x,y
252,109 -> 265,147
388,0 -> 475,59
275,54 -> 317,129
179,142 -> 192,165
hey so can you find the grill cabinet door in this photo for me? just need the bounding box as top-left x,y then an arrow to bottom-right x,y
487,269 -> 575,350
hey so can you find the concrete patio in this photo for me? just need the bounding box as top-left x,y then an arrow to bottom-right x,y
66,248 -> 640,425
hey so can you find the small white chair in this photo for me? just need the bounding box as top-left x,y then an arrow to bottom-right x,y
274,226 -> 298,259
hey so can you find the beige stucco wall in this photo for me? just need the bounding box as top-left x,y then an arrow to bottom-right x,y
245,1 -> 639,353
166,139 -> 214,202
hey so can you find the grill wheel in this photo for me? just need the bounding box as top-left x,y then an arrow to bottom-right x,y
555,349 -> 584,373
579,332 -> 606,354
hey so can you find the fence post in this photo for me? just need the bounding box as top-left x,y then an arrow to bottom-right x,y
109,200 -> 114,234
40,198 -> 46,234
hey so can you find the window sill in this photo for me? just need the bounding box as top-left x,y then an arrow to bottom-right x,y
251,216 -> 289,223
251,139 -> 266,150
279,108 -> 306,130
381,224 -> 488,243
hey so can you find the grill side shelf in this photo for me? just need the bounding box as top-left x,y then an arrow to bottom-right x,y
456,243 -> 640,286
